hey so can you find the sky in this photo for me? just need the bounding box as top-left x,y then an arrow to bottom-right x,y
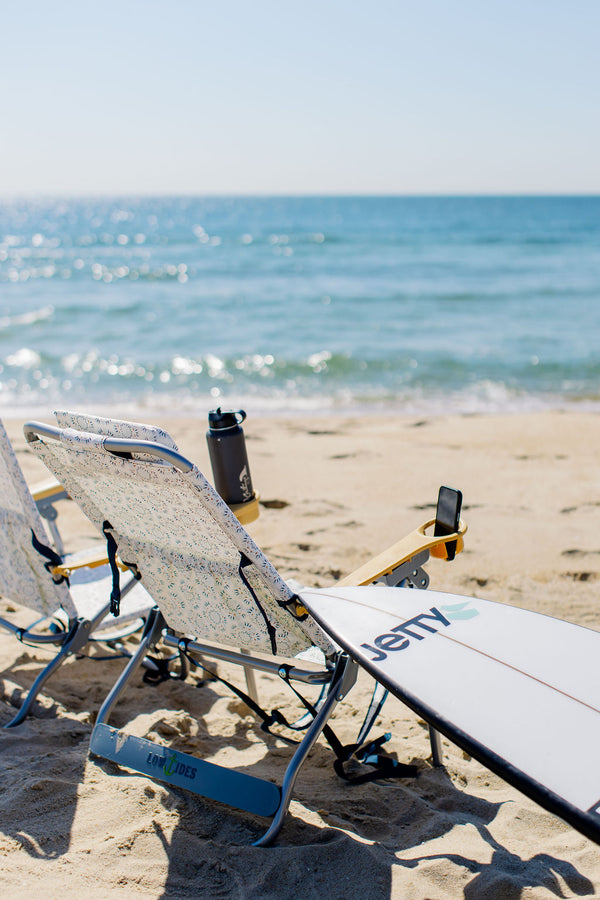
1,0 -> 599,196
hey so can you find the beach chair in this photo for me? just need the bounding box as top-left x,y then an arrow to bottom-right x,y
23,415 -> 466,845
0,419 -> 153,728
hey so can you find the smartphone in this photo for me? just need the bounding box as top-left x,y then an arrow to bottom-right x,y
434,486 -> 463,561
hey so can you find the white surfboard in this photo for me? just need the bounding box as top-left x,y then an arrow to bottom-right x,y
299,584 -> 600,845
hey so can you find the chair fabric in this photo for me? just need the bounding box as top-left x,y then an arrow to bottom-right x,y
54,410 -> 179,449
0,418 -> 150,627
30,418 -> 336,659
0,419 -> 75,617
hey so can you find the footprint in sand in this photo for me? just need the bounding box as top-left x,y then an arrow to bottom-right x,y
307,429 -> 344,436
314,566 -> 344,581
562,572 -> 598,582
561,548 -> 600,556
561,502 -> 600,514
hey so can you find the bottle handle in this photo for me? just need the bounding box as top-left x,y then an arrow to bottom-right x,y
235,410 -> 247,425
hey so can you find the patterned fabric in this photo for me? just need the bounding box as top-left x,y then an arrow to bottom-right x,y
29,417 -> 336,659
54,410 -> 179,449
0,419 -> 75,617
0,418 -> 151,627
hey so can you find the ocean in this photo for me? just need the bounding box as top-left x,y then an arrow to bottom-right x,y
1,195 -> 599,417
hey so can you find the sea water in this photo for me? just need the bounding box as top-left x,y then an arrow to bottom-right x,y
1,195 -> 599,416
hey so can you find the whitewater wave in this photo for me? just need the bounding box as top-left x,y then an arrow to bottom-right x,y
0,305 -> 55,329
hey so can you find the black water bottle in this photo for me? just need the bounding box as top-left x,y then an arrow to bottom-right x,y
206,408 -> 254,504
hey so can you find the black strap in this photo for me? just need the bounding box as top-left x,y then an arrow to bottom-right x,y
238,554 -> 278,655
178,640 -> 298,744
142,652 -> 187,685
355,682 -> 388,748
31,528 -> 68,585
180,643 -> 419,784
279,593 -> 310,621
333,735 -> 419,784
102,520 -> 121,616
277,664 -> 419,784
122,561 -> 142,581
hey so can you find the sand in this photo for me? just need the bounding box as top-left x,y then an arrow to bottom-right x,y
1,410 -> 600,898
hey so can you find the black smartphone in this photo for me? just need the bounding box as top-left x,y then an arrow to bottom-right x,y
434,486 -> 463,561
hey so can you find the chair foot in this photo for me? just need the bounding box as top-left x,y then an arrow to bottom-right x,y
3,618 -> 93,728
4,648 -> 69,728
253,656 -> 358,847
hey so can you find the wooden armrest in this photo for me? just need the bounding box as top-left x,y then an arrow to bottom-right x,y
51,548 -> 129,578
32,478 -> 70,505
337,517 -> 467,587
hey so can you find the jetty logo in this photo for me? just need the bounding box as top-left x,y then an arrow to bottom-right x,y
147,750 -> 198,781
361,601 -> 479,662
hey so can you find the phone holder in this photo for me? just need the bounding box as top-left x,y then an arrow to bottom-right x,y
339,517 -> 467,588
426,518 -> 467,560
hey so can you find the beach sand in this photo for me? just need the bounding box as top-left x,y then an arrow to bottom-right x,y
1,410 -> 600,898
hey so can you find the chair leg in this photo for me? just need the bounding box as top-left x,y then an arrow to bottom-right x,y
4,618 -> 93,728
429,724 -> 444,767
239,647 -> 259,703
253,654 -> 359,847
95,607 -> 165,727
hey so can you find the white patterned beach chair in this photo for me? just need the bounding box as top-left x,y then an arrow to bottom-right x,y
0,418 -> 152,727
24,414 -> 466,845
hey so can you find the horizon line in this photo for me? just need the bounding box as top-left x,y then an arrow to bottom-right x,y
2,191 -> 600,201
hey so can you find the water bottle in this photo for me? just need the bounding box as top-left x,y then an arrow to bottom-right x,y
206,408 -> 254,504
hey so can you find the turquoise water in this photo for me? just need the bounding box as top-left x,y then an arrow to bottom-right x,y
1,196 -> 599,415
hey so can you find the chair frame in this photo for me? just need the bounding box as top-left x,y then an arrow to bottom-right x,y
0,564 -> 144,728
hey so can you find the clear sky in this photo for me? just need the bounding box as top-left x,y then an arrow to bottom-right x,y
1,0 -> 599,196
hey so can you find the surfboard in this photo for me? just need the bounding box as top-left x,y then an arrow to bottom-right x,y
299,584 -> 600,845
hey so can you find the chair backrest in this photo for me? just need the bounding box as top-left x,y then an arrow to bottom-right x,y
27,421 -> 335,660
45,412 -> 181,549
54,410 -> 179,449
0,420 -> 75,617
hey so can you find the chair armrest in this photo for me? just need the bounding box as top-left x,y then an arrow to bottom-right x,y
51,547 -> 129,578
32,479 -> 71,557
32,478 -> 70,507
337,517 -> 467,587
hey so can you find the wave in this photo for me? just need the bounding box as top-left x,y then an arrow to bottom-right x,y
2,344 -> 600,418
2,377 -> 600,421
0,305 -> 55,329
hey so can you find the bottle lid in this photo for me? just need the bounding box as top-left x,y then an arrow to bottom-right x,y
208,408 -> 247,430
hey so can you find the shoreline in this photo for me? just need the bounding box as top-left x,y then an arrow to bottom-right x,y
3,389 -> 600,424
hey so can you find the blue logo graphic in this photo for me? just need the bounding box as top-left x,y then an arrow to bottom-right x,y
440,601 -> 479,621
